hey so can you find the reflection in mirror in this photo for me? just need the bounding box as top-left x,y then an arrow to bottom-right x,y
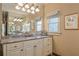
2,3 -> 34,37
7,14 -> 31,36
35,17 -> 42,32
22,21 -> 31,33
2,3 -> 44,37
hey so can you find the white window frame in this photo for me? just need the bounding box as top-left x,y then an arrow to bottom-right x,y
47,10 -> 61,35
22,21 -> 31,33
35,17 -> 42,32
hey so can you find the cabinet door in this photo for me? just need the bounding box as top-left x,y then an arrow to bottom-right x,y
33,39 -> 43,56
3,42 -> 24,56
24,41 -> 34,56
24,45 -> 34,56
43,38 -> 52,56
7,49 -> 24,56
3,44 -> 7,56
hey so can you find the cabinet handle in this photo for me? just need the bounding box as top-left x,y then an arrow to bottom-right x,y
14,46 -> 17,47
34,45 -> 37,47
48,50 -> 49,52
48,44 -> 50,46
21,49 -> 23,51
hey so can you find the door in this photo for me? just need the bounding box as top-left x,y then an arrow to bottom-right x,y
43,38 -> 53,56
24,45 -> 34,56
24,41 -> 34,56
33,39 -> 43,56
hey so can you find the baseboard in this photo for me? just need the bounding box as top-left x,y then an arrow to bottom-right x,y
53,52 -> 61,56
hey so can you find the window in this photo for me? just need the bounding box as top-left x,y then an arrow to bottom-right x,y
22,22 -> 31,33
8,22 -> 16,35
35,18 -> 42,32
48,15 -> 60,33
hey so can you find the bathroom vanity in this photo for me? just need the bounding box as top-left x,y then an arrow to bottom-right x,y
0,4 -> 53,56
0,36 -> 53,56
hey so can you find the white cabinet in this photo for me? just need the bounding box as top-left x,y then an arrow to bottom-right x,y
3,42 -> 24,56
7,49 -> 24,56
3,37 -> 53,56
43,37 -> 53,56
24,40 -> 34,56
23,39 -> 43,56
33,39 -> 43,56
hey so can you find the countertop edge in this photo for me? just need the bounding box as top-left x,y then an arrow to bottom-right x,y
0,36 -> 50,44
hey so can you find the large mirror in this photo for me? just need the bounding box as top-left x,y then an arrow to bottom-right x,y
2,3 -> 32,36
8,14 -> 31,36
2,3 -> 44,37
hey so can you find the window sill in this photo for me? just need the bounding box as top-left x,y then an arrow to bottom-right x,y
48,32 -> 61,36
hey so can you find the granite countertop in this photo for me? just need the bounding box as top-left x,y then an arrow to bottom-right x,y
0,36 -> 49,44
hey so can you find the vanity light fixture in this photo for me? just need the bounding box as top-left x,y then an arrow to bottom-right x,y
13,18 -> 23,22
25,4 -> 29,9
22,7 -> 26,11
17,18 -> 20,21
31,6 -> 35,11
19,18 -> 23,22
15,5 -> 21,10
15,3 -> 40,14
13,18 -> 17,21
27,9 -> 31,13
35,6 -> 40,12
31,11 -> 35,14
30,4 -> 35,11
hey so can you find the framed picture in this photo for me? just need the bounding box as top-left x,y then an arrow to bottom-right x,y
64,13 -> 79,30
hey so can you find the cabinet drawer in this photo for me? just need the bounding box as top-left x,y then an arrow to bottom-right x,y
7,49 -> 24,56
6,42 -> 23,51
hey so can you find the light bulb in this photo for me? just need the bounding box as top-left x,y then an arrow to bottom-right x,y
17,19 -> 19,21
35,8 -> 40,12
18,3 -> 23,6
15,6 -> 20,10
27,9 -> 31,13
31,11 -> 35,14
11,22 -> 14,24
22,8 -> 26,11
31,6 -> 35,11
25,4 -> 29,9
19,19 -> 23,22
14,18 -> 17,21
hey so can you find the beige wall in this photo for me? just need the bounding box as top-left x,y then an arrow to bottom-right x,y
44,3 -> 79,56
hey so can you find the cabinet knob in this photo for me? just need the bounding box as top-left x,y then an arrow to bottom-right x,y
21,49 -> 23,51
14,46 -> 17,47
34,45 -> 37,47
48,44 -> 50,46
48,50 -> 49,52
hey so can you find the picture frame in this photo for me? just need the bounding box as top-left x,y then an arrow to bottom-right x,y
64,13 -> 79,30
